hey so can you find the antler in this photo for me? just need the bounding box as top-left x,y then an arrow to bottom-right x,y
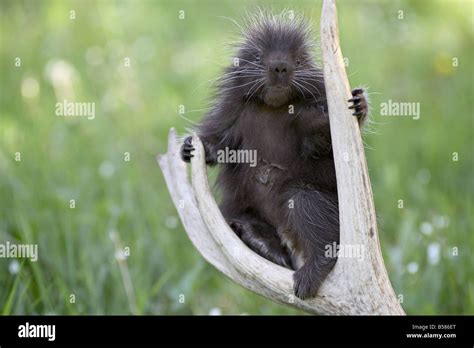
156,0 -> 404,315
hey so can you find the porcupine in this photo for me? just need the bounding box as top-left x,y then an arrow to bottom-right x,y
181,13 -> 369,299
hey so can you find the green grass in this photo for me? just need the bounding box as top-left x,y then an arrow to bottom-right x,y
0,0 -> 473,315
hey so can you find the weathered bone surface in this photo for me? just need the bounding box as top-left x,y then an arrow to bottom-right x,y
157,0 -> 405,315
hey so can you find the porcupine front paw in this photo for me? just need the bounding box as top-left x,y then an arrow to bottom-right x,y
348,88 -> 369,125
180,136 -> 195,163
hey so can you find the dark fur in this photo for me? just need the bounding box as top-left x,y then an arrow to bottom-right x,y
181,14 -> 368,299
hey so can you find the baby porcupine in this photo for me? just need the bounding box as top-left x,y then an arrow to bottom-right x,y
181,12 -> 369,299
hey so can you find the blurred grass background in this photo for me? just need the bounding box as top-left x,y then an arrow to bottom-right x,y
0,0 -> 473,315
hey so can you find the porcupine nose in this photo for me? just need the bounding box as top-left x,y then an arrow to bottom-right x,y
271,61 -> 288,76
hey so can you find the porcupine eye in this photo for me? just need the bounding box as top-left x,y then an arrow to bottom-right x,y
255,55 -> 261,63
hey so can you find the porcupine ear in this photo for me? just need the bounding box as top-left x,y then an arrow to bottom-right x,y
157,0 -> 404,315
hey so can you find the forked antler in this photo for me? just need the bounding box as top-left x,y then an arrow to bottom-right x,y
157,0 -> 404,315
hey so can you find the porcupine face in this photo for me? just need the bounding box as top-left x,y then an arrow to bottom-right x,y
224,12 -> 323,108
